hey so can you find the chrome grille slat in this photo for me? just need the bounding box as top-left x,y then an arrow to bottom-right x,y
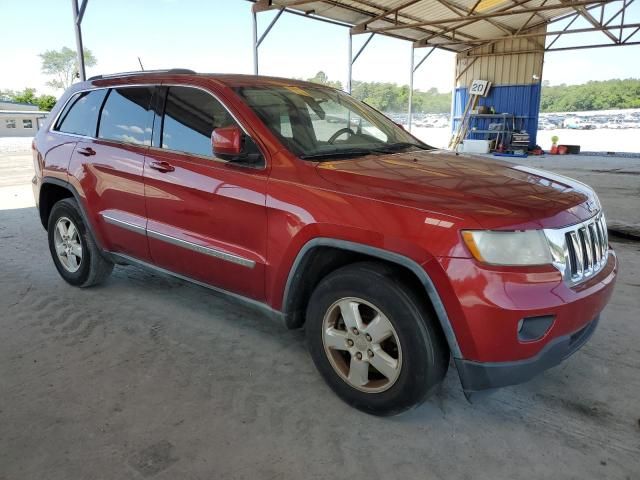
582,227 -> 594,273
545,212 -> 608,286
569,231 -> 584,278
590,223 -> 602,266
556,212 -> 609,286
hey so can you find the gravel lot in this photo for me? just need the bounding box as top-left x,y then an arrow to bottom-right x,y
1,144 -> 639,479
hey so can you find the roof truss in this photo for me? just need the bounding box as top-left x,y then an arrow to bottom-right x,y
254,0 -> 639,53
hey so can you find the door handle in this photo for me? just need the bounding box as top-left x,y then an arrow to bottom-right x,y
149,161 -> 175,173
77,147 -> 96,156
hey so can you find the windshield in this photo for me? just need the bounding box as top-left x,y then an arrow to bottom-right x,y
234,85 -> 432,160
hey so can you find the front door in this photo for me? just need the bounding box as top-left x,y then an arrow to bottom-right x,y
143,85 -> 268,301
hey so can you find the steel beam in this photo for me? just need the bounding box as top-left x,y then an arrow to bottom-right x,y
71,0 -> 86,81
364,1 -> 612,33
422,21 -> 640,46
562,1 -> 620,43
603,0 -> 634,26
252,9 -> 259,74
352,33 -> 375,64
252,7 -> 285,75
407,45 -> 436,131
546,13 -> 580,49
548,40 -> 640,50
347,33 -> 353,93
407,46 -> 415,131
351,0 -> 422,33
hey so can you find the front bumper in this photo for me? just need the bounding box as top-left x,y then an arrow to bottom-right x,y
431,247 -> 617,395
455,314 -> 599,393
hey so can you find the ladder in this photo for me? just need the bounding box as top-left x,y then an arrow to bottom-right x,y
449,93 -> 479,151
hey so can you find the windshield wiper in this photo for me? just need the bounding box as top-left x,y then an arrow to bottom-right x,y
299,142 -> 430,160
299,148 -> 381,160
376,142 -> 430,152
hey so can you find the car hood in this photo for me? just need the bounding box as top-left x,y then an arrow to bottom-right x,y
315,149 -> 598,229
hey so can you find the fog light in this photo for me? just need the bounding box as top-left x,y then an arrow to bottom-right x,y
517,315 -> 555,342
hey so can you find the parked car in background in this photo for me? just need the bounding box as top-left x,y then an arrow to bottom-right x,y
563,117 -> 595,129
32,71 -> 617,415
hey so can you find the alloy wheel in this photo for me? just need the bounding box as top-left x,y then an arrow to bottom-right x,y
321,297 -> 402,393
53,216 -> 83,273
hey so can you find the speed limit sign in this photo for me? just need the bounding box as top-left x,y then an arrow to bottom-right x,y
469,80 -> 491,97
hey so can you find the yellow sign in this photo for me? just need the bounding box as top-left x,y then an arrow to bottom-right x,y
474,0 -> 509,12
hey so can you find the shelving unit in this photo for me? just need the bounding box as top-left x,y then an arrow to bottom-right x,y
454,113 -> 530,152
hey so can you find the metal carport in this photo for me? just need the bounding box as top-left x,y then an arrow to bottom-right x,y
69,0 -> 639,143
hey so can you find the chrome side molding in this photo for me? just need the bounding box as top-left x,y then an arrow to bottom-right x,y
100,212 -> 255,268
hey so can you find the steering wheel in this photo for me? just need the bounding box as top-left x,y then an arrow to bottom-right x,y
328,127 -> 356,144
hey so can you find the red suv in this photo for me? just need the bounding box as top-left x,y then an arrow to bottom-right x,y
32,70 -> 617,415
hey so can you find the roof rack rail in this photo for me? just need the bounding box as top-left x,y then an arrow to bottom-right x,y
87,68 -> 196,81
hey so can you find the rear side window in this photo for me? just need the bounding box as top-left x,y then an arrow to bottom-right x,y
161,86 -> 236,157
55,89 -> 108,137
98,87 -> 154,145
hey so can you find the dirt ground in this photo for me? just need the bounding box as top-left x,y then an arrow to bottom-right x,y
1,148 -> 639,479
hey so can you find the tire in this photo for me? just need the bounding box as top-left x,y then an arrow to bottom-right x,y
305,261 -> 449,416
47,198 -> 113,287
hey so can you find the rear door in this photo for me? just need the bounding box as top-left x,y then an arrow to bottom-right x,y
68,86 -> 155,261
143,84 -> 268,301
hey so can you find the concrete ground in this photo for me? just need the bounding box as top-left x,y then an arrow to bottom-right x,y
1,147 -> 639,479
498,153 -> 640,236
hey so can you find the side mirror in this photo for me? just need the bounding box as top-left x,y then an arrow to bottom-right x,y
212,126 -> 242,157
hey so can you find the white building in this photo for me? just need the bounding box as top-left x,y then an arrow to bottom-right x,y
0,101 -> 49,138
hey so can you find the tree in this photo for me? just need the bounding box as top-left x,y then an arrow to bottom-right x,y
307,71 -> 343,90
36,95 -> 57,111
0,88 -> 57,111
39,46 -> 97,90
12,88 -> 38,105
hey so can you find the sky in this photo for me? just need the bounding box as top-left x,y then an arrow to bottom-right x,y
0,0 -> 639,98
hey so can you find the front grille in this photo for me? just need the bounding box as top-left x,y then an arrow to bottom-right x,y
564,213 -> 608,284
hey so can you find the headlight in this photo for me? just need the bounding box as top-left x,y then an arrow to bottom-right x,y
462,230 -> 552,266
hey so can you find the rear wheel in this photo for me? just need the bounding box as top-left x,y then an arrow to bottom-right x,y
47,198 -> 113,287
306,262 -> 449,416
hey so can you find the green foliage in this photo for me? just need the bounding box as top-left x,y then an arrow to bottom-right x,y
351,81 -> 450,113
11,87 -> 38,105
540,78 -> 640,112
305,72 -> 451,113
0,88 -> 57,111
307,71 -> 343,90
39,46 -> 97,90
36,95 -> 58,111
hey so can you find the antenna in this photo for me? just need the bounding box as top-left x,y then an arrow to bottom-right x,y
138,57 -> 144,71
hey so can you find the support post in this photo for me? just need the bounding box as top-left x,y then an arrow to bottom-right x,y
407,45 -> 415,131
71,0 -> 86,81
347,33 -> 353,93
252,9 -> 259,75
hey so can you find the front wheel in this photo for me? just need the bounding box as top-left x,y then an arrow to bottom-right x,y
305,262 -> 449,416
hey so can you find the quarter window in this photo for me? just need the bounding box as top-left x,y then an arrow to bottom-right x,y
161,86 -> 236,157
56,89 -> 108,137
6,119 -> 16,129
98,87 -> 154,145
23,119 -> 33,129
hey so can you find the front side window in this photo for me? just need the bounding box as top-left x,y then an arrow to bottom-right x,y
23,119 -> 33,129
161,86 -> 236,157
56,89 -> 108,137
98,87 -> 154,145
235,85 -> 431,160
6,119 -> 16,129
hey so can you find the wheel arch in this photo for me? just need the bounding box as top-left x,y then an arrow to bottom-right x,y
282,238 -> 462,359
39,177 -> 105,251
